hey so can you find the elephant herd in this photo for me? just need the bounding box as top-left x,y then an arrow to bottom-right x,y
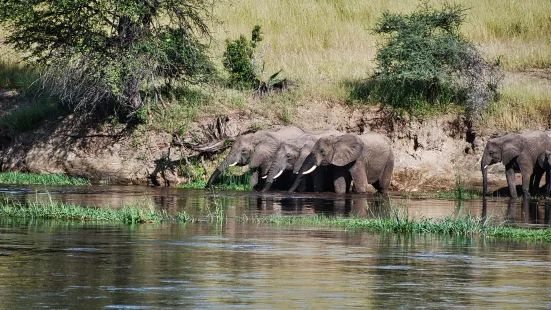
205,126 -> 394,194
206,126 -> 551,199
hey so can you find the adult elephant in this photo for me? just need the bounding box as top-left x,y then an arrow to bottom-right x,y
260,129 -> 342,192
205,126 -> 304,189
481,131 -> 551,199
289,132 -> 394,194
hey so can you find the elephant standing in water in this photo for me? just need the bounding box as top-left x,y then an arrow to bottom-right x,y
260,129 -> 342,192
205,126 -> 304,189
289,132 -> 394,194
537,150 -> 551,197
481,131 -> 551,199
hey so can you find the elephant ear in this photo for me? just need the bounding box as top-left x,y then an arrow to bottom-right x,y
249,138 -> 279,169
502,144 -> 520,165
331,134 -> 363,167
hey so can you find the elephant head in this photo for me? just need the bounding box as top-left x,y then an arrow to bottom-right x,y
289,134 -> 363,192
480,133 -> 521,197
206,126 -> 305,188
537,150 -> 551,170
206,131 -> 273,187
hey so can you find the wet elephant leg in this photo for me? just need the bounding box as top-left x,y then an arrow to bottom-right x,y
332,167 -> 348,194
505,167 -> 518,199
349,160 -> 368,193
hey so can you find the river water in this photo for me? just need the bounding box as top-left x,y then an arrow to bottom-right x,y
1,185 -> 551,308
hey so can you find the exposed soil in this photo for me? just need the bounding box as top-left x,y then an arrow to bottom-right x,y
0,93 -> 520,193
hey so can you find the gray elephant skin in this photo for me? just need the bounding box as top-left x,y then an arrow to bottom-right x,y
289,132 -> 394,194
536,150 -> 551,197
260,129 -> 343,192
206,126 -> 304,189
481,131 -> 551,199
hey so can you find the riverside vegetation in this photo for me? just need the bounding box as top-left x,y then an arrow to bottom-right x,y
1,1 -> 550,136
0,196 -> 550,243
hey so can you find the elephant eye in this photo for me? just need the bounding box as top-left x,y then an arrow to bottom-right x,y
241,148 -> 247,154
320,148 -> 326,155
285,153 -> 292,159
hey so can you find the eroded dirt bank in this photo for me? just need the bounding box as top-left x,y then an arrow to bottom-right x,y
0,101 -> 517,192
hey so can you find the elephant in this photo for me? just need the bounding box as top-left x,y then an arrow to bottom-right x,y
481,131 -> 551,199
260,129 -> 342,192
205,125 -> 305,189
289,132 -> 394,194
536,150 -> 551,197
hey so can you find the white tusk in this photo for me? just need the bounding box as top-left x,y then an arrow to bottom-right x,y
483,165 -> 488,169
262,175 -> 267,179
302,165 -> 317,175
229,161 -> 238,167
274,169 -> 284,179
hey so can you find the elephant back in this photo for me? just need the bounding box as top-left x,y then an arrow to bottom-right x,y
358,132 -> 394,183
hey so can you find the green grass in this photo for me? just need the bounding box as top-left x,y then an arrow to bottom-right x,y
0,172 -> 90,186
0,198 -> 196,224
178,171 -> 252,191
1,197 -> 551,243
256,214 -> 551,243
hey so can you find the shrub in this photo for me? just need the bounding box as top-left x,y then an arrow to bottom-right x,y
222,25 -> 287,97
367,3 -> 501,117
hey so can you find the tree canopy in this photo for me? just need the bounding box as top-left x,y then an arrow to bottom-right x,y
0,0 -> 216,118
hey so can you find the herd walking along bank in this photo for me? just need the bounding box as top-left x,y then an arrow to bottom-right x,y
206,125 -> 550,199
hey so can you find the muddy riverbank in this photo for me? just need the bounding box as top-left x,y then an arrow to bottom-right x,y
0,101 -> 529,193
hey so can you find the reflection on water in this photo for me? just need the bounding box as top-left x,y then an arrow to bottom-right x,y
1,218 -> 551,308
1,184 -> 551,227
1,185 -> 551,308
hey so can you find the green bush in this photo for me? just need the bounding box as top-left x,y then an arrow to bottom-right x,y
223,25 -> 287,97
366,3 -> 500,116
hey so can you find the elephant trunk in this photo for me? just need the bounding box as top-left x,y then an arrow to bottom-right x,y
288,153 -> 316,192
481,153 -> 491,197
482,166 -> 488,198
205,155 -> 238,188
261,157 -> 286,192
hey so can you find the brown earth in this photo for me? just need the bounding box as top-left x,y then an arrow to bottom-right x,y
0,96 -> 519,193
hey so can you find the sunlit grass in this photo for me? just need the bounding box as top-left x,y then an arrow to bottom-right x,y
2,197 -> 551,242
484,73 -> 551,131
0,199 -> 171,224
212,0 -> 551,100
0,172 -> 90,186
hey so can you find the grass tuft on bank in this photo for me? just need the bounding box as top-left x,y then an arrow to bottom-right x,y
0,199 -> 190,224
0,172 -> 90,186
1,197 -> 551,243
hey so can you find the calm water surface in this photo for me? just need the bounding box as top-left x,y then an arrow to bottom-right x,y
1,184 -> 551,308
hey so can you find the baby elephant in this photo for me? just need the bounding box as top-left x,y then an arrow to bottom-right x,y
536,150 -> 551,198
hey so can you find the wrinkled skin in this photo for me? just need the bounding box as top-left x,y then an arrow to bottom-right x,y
206,126 -> 304,189
536,150 -> 551,197
289,132 -> 394,194
481,131 -> 551,199
260,130 -> 342,192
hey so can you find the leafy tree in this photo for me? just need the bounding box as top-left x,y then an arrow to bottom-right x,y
0,0 -> 216,119
368,3 -> 500,117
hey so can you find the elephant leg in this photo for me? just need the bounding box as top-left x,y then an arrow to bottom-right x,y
505,167 -> 518,199
332,167 -> 349,194
546,171 -> 551,198
521,169 -> 533,200
531,170 -> 543,196
350,161 -> 368,193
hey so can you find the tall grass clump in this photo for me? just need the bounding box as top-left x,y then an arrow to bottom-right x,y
179,170 -> 252,191
0,199 -> 169,224
0,172 -> 90,186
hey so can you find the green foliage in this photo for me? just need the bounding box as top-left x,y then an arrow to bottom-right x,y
222,25 -> 288,96
0,172 -> 90,185
178,170 -> 252,191
223,32 -> 258,88
365,3 -> 500,116
0,0 -> 216,119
